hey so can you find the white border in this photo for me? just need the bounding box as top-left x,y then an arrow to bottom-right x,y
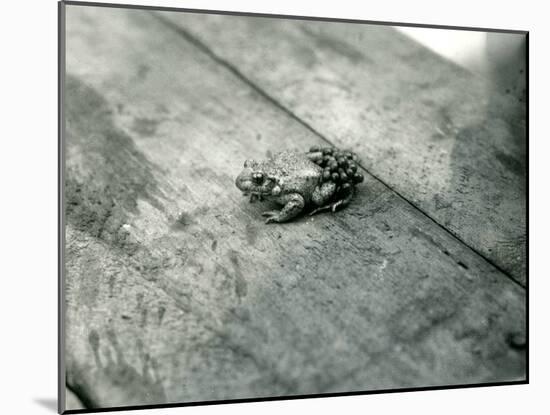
2,1 -> 545,414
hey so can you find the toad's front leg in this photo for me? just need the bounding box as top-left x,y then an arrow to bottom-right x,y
262,193 -> 305,224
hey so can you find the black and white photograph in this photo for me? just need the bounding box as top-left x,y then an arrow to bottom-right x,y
57,1 -> 529,413
8,0 -> 550,414
16,0 -> 533,413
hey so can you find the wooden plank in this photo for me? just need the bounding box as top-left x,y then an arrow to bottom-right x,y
63,5 -> 525,409
157,12 -> 527,285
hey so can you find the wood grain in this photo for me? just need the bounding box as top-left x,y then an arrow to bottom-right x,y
63,5 -> 525,409
157,12 -> 527,284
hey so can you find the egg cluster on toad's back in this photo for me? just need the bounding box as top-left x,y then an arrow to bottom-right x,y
308,146 -> 364,187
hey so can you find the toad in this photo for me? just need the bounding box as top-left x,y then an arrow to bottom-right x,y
235,146 -> 363,223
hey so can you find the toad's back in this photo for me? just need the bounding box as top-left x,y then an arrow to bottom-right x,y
264,151 -> 322,199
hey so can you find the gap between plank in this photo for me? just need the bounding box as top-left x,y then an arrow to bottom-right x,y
153,13 -> 525,290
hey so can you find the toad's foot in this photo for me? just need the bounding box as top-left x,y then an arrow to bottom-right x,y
262,210 -> 281,224
262,193 -> 305,224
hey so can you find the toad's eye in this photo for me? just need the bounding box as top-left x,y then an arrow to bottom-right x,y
251,172 -> 264,184
244,159 -> 253,168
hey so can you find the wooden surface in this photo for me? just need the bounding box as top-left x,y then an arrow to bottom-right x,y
158,12 -> 527,285
63,5 -> 526,411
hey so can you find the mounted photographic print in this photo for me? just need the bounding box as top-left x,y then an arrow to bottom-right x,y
59,1 -> 528,413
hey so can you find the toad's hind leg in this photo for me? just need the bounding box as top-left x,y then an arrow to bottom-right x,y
312,181 -> 337,207
262,193 -> 305,224
310,183 -> 354,216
